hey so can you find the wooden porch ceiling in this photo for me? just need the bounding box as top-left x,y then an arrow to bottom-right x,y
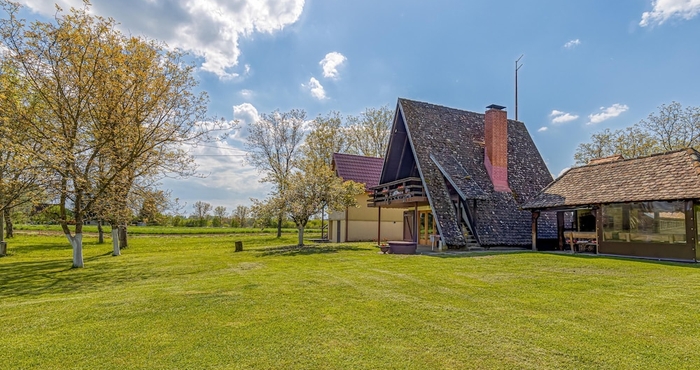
368,196 -> 429,208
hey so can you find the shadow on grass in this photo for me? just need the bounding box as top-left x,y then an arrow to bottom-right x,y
420,250 -> 533,258
541,251 -> 700,268
0,252 -> 169,298
257,244 -> 371,257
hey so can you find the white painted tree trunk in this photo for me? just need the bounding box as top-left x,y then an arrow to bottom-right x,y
66,233 -> 84,268
298,227 -> 304,247
112,229 -> 120,256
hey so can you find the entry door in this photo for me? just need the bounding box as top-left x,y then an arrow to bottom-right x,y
403,211 -> 415,242
419,211 -> 435,245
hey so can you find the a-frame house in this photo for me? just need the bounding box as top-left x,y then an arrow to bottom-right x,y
370,98 -> 553,248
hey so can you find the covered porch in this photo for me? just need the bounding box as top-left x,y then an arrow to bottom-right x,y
369,177 -> 442,251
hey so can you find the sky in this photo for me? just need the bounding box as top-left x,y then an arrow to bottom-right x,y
12,0 -> 700,214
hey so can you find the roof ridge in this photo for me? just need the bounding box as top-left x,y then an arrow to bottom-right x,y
333,152 -> 383,160
398,97 -> 526,124
574,148 -> 693,170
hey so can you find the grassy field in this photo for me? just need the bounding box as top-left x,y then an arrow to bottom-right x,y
2,232 -> 700,369
14,224 -> 316,235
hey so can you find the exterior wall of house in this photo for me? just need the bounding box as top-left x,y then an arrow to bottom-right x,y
328,193 -> 403,242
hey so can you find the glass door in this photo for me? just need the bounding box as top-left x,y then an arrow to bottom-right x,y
418,211 -> 435,245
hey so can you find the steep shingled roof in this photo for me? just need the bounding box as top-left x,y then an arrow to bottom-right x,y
523,149 -> 700,209
396,98 -> 553,246
332,153 -> 384,191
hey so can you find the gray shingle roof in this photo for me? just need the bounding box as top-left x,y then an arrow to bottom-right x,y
522,149 -> 700,210
398,98 -> 553,246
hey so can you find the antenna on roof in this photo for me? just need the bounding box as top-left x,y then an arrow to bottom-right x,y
515,54 -> 524,121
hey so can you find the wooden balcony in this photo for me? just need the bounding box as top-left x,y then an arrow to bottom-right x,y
369,177 -> 428,208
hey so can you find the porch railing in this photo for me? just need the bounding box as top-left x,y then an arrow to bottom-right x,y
370,177 -> 425,205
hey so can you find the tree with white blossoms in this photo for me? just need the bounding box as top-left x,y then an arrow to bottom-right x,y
253,160 -> 364,247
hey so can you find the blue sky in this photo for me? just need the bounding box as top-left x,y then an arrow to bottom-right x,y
14,0 -> 700,214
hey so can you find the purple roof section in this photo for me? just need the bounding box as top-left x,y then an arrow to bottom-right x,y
332,153 -> 385,191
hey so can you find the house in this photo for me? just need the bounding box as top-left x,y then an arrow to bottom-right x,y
370,98 -> 554,249
523,149 -> 700,262
328,153 -> 404,243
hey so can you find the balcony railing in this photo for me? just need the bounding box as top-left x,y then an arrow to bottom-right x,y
370,177 -> 426,206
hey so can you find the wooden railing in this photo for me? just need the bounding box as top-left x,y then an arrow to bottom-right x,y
369,177 -> 426,205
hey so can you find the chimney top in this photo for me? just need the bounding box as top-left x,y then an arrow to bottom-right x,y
486,104 -> 506,111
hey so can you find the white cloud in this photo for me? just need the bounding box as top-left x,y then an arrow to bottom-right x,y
232,103 -> 259,140
640,0 -> 700,27
167,139 -> 269,210
587,104 -> 629,125
549,110 -> 579,124
319,52 -> 347,79
537,127 -> 548,132
302,77 -> 327,100
239,89 -> 254,98
564,39 -> 581,48
18,0 -> 305,80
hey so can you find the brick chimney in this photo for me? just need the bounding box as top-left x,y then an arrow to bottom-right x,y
484,104 -> 511,192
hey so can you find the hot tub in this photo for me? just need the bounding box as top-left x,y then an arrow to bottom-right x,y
388,241 -> 417,254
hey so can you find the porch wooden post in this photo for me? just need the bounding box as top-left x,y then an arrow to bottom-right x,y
414,203 -> 418,244
557,211 -> 565,250
531,211 -> 540,251
377,207 -> 382,246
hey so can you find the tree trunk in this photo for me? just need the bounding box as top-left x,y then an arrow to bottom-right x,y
321,205 -> 325,240
276,214 -> 283,238
118,225 -> 128,249
0,210 -> 5,256
67,233 -> 84,268
97,220 -> 104,244
4,209 -> 13,238
0,210 -> 4,243
112,228 -> 120,256
297,226 -> 304,247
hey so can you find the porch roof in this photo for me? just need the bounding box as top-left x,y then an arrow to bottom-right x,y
523,149 -> 700,210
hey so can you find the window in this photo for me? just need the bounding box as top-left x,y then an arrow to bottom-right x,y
602,201 -> 686,243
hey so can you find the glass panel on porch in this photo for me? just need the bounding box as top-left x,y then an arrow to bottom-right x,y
602,201 -> 686,243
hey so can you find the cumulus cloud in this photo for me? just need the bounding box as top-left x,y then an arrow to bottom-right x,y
18,0 -> 305,79
537,127 -> 548,132
587,104 -> 629,125
302,77 -> 327,100
319,52 -> 347,79
231,102 -> 259,141
564,39 -> 581,48
166,138 -> 269,209
550,110 -> 579,124
640,0 -> 700,26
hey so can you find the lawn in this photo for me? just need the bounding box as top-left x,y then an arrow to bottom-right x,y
14,224 -> 314,235
2,233 -> 700,369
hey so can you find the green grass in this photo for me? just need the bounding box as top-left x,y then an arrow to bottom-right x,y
2,234 -> 700,369
14,224 -> 317,235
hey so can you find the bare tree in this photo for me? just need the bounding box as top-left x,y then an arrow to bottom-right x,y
640,101 -> 700,151
345,106 -> 393,158
245,109 -> 306,237
213,205 -> 227,227
233,205 -> 249,228
573,102 -> 700,165
193,201 -> 212,226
